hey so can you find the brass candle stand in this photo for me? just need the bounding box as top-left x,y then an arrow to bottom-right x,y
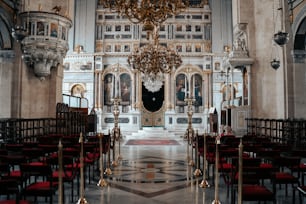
185,97 -> 195,167
58,140 -> 63,204
117,127 -> 122,161
97,133 -> 108,187
212,135 -> 221,204
193,130 -> 202,177
77,133 -> 88,204
238,138 -> 243,204
104,131 -> 112,176
199,132 -> 210,188
111,97 -> 121,167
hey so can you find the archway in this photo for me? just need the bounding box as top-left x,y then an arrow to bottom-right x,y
141,83 -> 164,127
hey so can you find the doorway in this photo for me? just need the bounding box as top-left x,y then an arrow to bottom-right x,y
141,83 -> 164,127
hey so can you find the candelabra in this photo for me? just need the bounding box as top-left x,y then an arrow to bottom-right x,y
97,133 -> 108,187
101,0 -> 187,37
111,97 -> 121,167
185,97 -> 195,166
77,133 -> 88,204
127,27 -> 182,92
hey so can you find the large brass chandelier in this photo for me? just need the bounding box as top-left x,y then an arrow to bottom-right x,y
128,30 -> 182,92
101,0 -> 187,24
101,0 -> 188,39
101,0 -> 186,92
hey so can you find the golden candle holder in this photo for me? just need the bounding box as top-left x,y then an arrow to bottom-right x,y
185,97 -> 195,167
212,135 -> 221,204
193,130 -> 202,177
77,132 -> 88,204
77,198 -> 88,204
199,132 -> 210,188
117,127 -> 122,161
58,140 -> 63,204
105,132 -> 112,175
238,137 -> 243,204
97,133 -> 108,187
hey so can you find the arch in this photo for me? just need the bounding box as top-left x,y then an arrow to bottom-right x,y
174,64 -> 204,106
102,63 -> 133,106
221,83 -> 237,101
0,12 -> 13,49
71,84 -> 85,98
292,4 -> 306,50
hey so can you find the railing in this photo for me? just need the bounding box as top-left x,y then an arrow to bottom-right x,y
246,118 -> 306,149
0,102 -> 89,145
0,118 -> 56,144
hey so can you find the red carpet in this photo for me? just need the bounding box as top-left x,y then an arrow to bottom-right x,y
125,139 -> 180,145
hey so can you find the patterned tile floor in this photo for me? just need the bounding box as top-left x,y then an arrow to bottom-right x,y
40,131 -> 304,203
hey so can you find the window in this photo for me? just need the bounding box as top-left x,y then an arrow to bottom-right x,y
195,44 -> 201,52
186,45 -> 192,52
115,25 -> 121,31
106,25 -> 112,32
186,25 -> 192,32
105,45 -> 111,52
176,45 -> 182,52
124,25 -> 130,32
115,45 -> 121,52
176,25 -> 182,32
124,45 -> 130,52
160,25 -> 165,31
195,25 -> 201,32
104,35 -> 114,39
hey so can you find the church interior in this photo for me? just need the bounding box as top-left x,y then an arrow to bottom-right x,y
0,0 -> 306,203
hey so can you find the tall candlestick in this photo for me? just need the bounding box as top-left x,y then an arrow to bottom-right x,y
105,130 -> 112,175
97,133 -> 107,187
238,138 -> 243,204
194,130 -> 201,176
77,133 -> 88,204
58,140 -> 63,204
200,132 -> 210,188
212,136 -> 221,204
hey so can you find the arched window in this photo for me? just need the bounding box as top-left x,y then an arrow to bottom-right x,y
71,84 -> 85,98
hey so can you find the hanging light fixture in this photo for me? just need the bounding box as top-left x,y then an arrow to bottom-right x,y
273,1 -> 289,46
101,0 -> 188,39
127,28 -> 182,92
101,0 -> 187,24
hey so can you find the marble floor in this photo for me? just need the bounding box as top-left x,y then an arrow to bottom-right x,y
59,129 -> 302,204
7,128 -> 298,204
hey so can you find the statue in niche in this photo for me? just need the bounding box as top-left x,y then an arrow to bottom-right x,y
233,24 -> 248,56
